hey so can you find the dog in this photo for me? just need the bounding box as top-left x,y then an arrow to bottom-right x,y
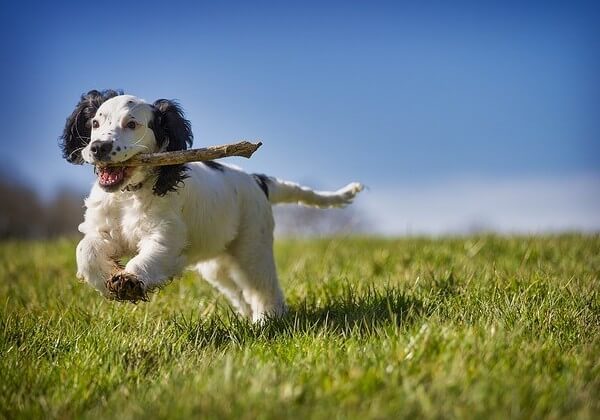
60,89 -> 363,322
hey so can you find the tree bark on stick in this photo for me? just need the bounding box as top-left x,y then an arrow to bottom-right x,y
103,141 -> 262,167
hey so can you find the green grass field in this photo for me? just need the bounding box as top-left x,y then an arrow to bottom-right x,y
1,235 -> 598,419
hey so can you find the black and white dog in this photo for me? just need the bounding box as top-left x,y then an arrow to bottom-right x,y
61,90 -> 363,322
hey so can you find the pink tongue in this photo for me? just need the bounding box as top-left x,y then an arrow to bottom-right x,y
99,167 -> 124,185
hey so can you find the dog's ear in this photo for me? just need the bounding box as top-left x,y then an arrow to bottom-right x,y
151,99 -> 194,196
60,89 -> 122,164
151,99 -> 193,152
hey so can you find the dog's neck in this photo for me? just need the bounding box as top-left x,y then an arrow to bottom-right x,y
122,182 -> 144,192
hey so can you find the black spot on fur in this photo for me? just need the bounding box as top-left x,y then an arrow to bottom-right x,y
252,173 -> 270,198
151,99 -> 193,196
60,89 -> 123,164
204,161 -> 225,171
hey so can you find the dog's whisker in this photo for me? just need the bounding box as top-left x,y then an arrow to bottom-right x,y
68,146 -> 87,159
133,125 -> 152,147
73,108 -> 89,142
133,144 -> 150,151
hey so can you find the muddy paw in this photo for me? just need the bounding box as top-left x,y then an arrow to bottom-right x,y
106,272 -> 148,302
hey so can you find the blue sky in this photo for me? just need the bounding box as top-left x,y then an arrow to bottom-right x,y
1,1 -> 598,233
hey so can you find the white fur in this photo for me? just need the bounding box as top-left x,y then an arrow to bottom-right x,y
75,95 -> 363,322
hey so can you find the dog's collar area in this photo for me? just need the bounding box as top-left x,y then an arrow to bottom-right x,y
123,182 -> 143,192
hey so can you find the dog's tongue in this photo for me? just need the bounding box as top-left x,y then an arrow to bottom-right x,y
98,166 -> 126,186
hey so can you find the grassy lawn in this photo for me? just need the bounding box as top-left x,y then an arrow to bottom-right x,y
1,235 -> 598,419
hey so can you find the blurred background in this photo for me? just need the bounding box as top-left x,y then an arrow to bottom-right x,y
0,1 -> 598,238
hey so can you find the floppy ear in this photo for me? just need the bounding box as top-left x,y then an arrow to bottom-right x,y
151,99 -> 194,196
60,89 -> 122,164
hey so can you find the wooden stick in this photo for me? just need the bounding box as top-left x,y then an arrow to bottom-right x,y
104,141 -> 262,167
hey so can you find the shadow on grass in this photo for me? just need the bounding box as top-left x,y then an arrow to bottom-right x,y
172,286 -> 426,349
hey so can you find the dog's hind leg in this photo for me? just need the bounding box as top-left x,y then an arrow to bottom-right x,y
196,256 -> 252,319
227,240 -> 287,323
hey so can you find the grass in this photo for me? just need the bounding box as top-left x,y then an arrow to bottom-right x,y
0,235 -> 598,419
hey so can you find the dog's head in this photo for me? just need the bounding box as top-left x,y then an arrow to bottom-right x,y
60,90 -> 193,195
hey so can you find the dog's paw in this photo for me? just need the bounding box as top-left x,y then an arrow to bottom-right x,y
106,272 -> 148,303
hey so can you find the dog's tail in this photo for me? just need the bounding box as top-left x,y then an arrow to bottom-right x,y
254,174 -> 364,208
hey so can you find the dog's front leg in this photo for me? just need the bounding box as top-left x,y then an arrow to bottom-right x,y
107,224 -> 187,302
76,234 -> 122,297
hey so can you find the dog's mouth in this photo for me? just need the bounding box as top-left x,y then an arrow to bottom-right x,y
96,166 -> 132,191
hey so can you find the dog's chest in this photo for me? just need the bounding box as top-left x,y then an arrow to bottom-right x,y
111,197 -> 156,252
119,208 -> 143,249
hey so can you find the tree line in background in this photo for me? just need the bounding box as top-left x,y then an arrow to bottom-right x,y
0,175 -> 367,240
0,176 -> 84,239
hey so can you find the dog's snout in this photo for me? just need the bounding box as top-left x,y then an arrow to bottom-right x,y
90,141 -> 113,160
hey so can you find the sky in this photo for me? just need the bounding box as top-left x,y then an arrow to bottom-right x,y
1,1 -> 598,234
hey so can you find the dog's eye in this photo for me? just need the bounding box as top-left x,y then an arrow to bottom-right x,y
92,120 -> 99,129
126,121 -> 137,129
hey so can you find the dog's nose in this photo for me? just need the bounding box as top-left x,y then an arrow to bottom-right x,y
90,141 -> 113,160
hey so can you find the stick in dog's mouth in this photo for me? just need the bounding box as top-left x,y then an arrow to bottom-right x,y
100,140 -> 262,168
